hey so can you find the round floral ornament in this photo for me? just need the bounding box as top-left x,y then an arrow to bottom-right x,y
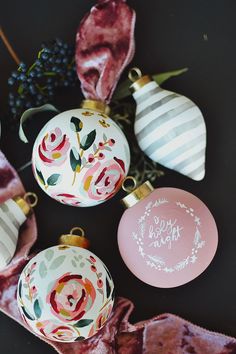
32,108 -> 130,207
17,246 -> 114,342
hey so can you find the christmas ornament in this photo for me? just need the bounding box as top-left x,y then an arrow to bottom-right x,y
30,0 -> 136,207
129,68 -> 207,181
32,101 -> 130,207
17,227 -> 114,342
0,192 -> 37,271
117,177 -> 218,288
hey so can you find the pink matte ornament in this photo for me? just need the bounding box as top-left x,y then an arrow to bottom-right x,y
117,178 -> 218,288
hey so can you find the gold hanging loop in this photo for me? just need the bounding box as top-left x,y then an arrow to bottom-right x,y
24,192 -> 38,208
128,67 -> 142,82
122,176 -> 138,193
59,226 -> 90,249
70,227 -> 85,237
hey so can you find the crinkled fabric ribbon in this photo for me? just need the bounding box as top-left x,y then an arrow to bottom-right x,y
0,150 -> 235,353
75,0 -> 136,103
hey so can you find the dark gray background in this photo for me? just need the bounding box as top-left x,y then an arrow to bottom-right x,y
0,1 -> 236,353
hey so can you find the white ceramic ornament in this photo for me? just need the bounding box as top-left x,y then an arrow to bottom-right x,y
32,100 -> 130,207
17,227 -> 115,342
129,68 -> 207,181
0,193 -> 37,271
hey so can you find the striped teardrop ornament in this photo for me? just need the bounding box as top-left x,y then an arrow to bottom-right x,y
0,193 -> 37,270
129,68 -> 206,181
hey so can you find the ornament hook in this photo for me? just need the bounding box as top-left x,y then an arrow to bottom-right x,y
128,67 -> 142,82
59,226 -> 90,249
122,176 -> 137,193
70,227 -> 85,238
24,192 -> 38,208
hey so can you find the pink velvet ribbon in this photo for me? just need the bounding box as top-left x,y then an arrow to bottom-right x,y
75,0 -> 136,103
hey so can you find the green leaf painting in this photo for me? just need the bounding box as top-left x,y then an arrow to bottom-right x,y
36,168 -> 45,186
33,299 -> 42,319
80,130 -> 96,150
47,174 -> 61,186
70,147 -> 81,171
70,116 -> 83,132
21,306 -> 35,321
18,280 -> 22,299
74,319 -> 93,328
49,255 -> 66,270
111,287 -> 115,300
106,277 -> 111,298
71,259 -> 77,268
39,261 -> 47,278
45,249 -> 54,262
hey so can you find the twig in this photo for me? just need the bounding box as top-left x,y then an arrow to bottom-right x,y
17,160 -> 32,172
0,27 -> 20,65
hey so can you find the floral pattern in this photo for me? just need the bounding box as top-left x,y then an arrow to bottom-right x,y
36,320 -> 80,342
88,303 -> 113,338
38,127 -> 70,167
51,193 -> 80,206
81,157 -> 125,202
32,109 -> 130,207
47,273 -> 96,322
17,246 -> 114,342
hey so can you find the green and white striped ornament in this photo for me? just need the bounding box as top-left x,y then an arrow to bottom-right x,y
129,68 -> 206,181
0,193 -> 37,270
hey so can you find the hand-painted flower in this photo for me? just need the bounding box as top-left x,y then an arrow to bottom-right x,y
51,193 -> 80,206
38,127 -> 70,167
36,320 -> 79,342
88,303 -> 113,338
47,273 -> 96,322
81,157 -> 126,202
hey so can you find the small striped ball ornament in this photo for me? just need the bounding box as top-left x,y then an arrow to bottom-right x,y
0,193 -> 37,270
129,68 -> 206,181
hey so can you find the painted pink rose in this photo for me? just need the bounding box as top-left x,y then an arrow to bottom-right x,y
52,193 -> 81,206
36,320 -> 79,342
82,157 -> 126,201
47,273 -> 96,322
38,127 -> 70,166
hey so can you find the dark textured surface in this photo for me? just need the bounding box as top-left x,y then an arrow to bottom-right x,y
0,1 -> 236,353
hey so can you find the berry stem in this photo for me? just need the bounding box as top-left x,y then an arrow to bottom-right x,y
43,72 -> 57,76
72,170 -> 77,186
37,48 -> 44,59
17,84 -> 24,95
76,132 -> 80,147
35,83 -> 45,95
27,62 -> 37,75
0,27 -> 20,65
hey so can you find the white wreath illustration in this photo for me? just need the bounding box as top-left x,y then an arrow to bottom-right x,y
132,199 -> 206,273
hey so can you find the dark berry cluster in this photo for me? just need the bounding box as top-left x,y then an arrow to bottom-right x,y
8,39 -> 78,117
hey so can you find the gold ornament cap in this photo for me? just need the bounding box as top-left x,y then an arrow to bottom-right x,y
13,192 -> 38,216
121,176 -> 154,208
59,227 -> 90,249
128,67 -> 152,93
80,99 -> 110,115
